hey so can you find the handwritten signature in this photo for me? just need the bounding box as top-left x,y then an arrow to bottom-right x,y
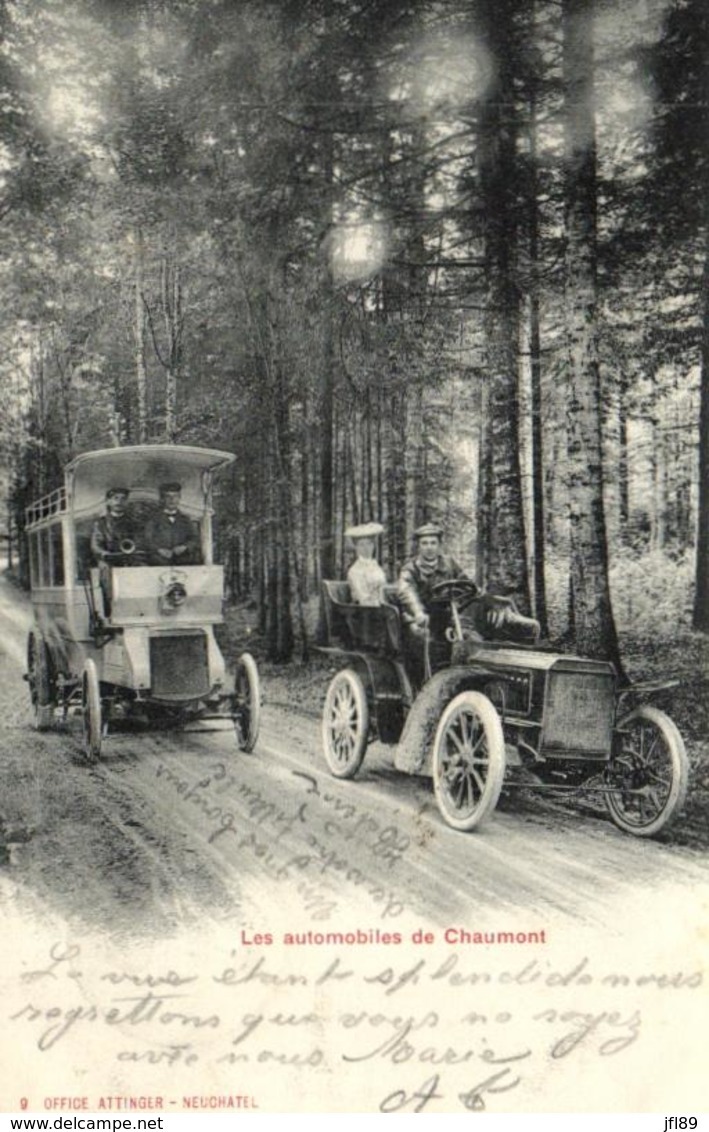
379,1069 -> 523,1113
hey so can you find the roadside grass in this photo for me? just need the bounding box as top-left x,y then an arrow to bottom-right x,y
0,704 -> 49,863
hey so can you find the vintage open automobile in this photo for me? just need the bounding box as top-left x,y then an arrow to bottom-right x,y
318,578 -> 689,837
25,444 -> 260,759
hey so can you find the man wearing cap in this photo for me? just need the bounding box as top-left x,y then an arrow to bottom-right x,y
397,523 -> 467,630
90,488 -> 137,564
397,522 -> 473,683
346,521 -> 387,606
90,488 -> 138,618
144,482 -> 202,566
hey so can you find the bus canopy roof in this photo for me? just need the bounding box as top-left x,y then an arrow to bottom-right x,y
65,445 -> 235,518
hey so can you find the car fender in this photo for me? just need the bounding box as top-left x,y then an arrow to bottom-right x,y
393,665 -> 498,777
321,649 -> 409,736
333,650 -> 407,699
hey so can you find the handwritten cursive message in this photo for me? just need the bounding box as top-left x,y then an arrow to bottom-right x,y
154,761 -> 412,922
3,937 -> 705,1113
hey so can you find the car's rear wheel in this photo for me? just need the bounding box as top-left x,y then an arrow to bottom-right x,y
27,632 -> 56,731
322,669 -> 369,778
606,706 -> 689,837
431,691 -> 505,831
82,659 -> 103,761
232,652 -> 261,752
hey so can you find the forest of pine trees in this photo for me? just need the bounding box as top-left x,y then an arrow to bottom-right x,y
0,0 -> 706,661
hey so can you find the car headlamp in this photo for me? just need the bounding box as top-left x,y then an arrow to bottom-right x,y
159,570 -> 188,613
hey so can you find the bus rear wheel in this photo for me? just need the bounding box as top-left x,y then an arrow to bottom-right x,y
27,632 -> 56,731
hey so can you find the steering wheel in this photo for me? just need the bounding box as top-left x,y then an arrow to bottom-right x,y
429,578 -> 480,611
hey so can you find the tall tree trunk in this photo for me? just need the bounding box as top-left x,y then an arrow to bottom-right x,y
563,0 -> 624,673
478,377 -> 493,591
338,410 -> 347,572
32,328 -> 48,494
6,498 -> 13,571
693,221 -> 709,629
162,256 -> 181,444
134,229 -> 148,444
363,388 -> 374,521
528,296 -> 549,633
242,468 -> 251,596
319,152 -> 336,583
618,371 -> 630,535
311,428 -> 320,590
267,276 -> 294,661
300,405 -> 311,601
477,0 -> 530,610
404,381 -> 425,541
314,277 -> 336,648
528,84 -> 549,635
649,413 -> 667,551
346,426 -> 360,527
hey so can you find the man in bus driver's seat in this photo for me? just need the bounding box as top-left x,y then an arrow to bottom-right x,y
90,488 -> 137,564
144,482 -> 202,565
90,487 -> 139,618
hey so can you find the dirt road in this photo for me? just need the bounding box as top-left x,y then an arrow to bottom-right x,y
0,572 -> 707,940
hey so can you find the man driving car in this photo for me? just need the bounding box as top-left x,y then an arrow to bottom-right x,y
397,522 -> 468,632
396,522 -> 473,684
398,526 -> 538,682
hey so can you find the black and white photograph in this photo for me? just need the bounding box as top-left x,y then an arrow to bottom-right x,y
0,0 -> 707,1116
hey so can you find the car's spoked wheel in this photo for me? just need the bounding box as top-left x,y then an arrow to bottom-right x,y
432,691 -> 505,831
606,706 -> 689,837
321,669 -> 369,779
232,652 -> 261,752
27,632 -> 55,731
82,659 -> 103,761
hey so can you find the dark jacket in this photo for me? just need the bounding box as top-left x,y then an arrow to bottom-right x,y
90,513 -> 138,562
144,510 -> 202,565
397,553 -> 463,623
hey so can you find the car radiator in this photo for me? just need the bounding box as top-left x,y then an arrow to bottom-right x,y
542,664 -> 615,758
150,632 -> 210,700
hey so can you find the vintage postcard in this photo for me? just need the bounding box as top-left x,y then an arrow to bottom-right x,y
0,0 -> 707,1117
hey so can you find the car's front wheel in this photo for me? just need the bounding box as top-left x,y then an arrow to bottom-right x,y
606,706 -> 689,837
431,691 -> 506,831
